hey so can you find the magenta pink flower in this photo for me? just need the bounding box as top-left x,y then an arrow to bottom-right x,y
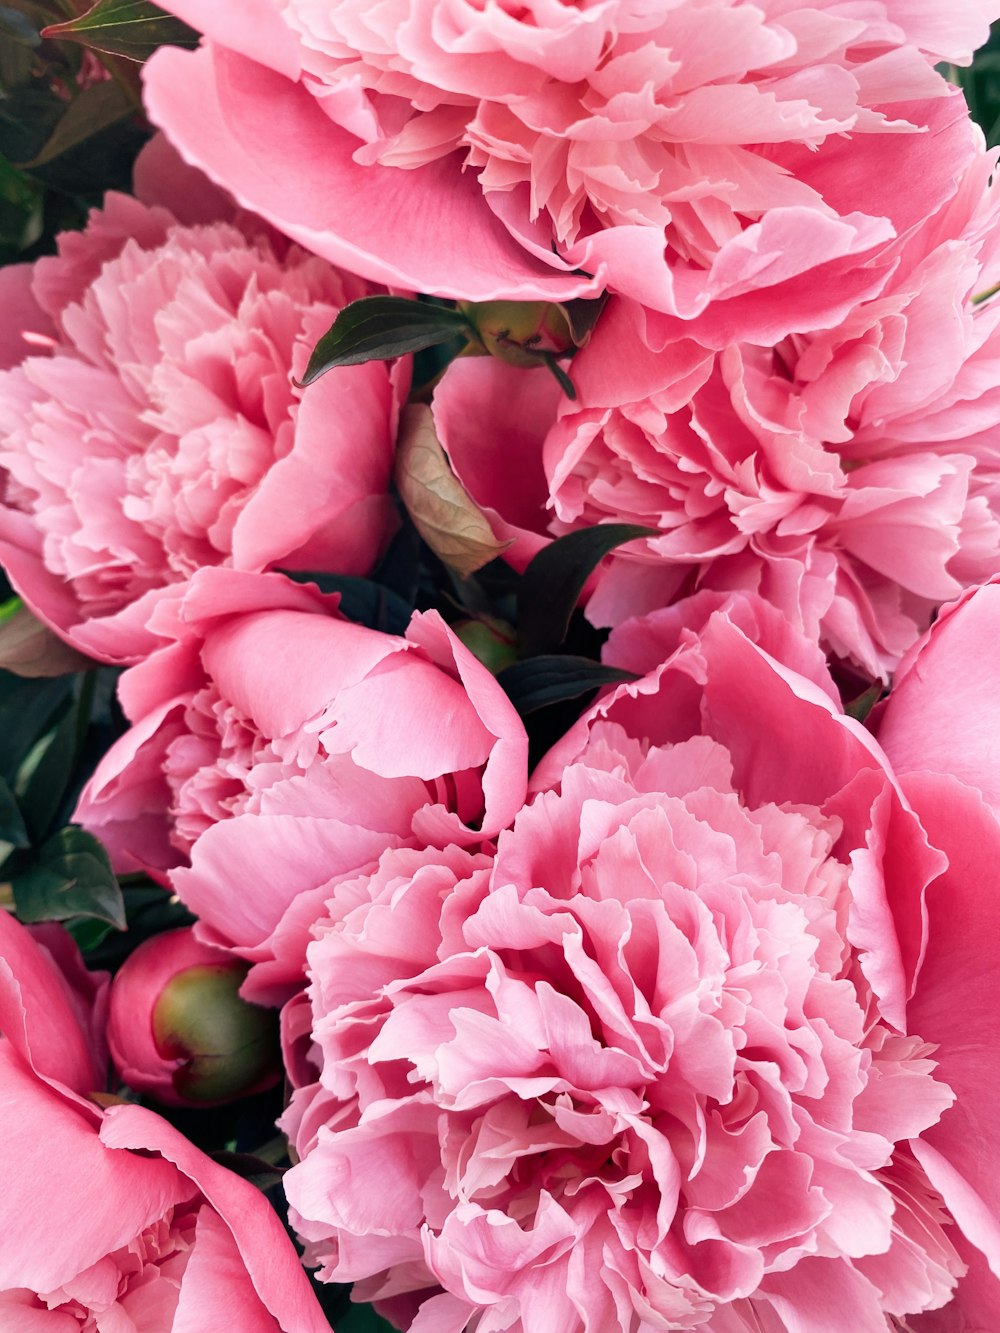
432,138 -> 1000,677
280,593 -> 1000,1330
75,568 -> 528,1004
0,910 -> 328,1331
0,153 -> 403,664
145,1 -> 991,335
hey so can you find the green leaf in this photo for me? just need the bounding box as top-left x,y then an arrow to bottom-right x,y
15,698 -> 79,842
23,79 -> 134,167
0,773 -> 29,848
282,571 -> 414,636
0,672 -> 74,782
42,0 -> 199,62
844,680 -> 883,723
300,297 -> 472,385
558,293 -> 609,347
0,152 -> 43,259
0,27 -> 37,96
67,915 -> 118,953
210,1151 -> 286,1194
336,1305 -> 397,1333
11,825 -> 126,930
517,524 -> 657,657
496,655 -> 637,716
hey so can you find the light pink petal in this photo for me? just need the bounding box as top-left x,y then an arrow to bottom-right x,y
0,1052 -> 191,1293
142,44 -> 600,302
0,912 -> 107,1096
157,0 -> 302,78
877,581 -> 1000,813
100,1103 -> 330,1332
904,771 -> 1000,1280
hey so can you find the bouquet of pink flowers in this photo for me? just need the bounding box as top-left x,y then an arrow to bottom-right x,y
2,1 -> 1000,1328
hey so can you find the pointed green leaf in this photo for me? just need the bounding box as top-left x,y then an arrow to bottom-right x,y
42,0 -> 199,62
336,1305 -> 397,1333
12,825 -> 125,929
557,293 -> 609,347
210,1151 -> 286,1194
281,571 -> 414,636
517,524 -> 657,657
15,699 -> 79,841
844,680 -> 883,723
300,297 -> 472,385
0,774 -> 29,848
23,79 -> 134,167
497,655 -> 637,716
0,673 -> 75,782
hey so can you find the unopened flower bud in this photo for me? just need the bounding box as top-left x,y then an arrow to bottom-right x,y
459,300 -> 577,368
108,928 -> 280,1107
454,616 -> 519,673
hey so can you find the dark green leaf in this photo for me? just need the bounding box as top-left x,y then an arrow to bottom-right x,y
336,1305 -> 397,1333
12,825 -> 125,930
282,571 -> 414,636
558,293 -> 609,347
0,83 -> 65,165
300,297 -> 472,384
27,110 -> 148,195
497,655 -> 637,716
210,1151 -> 286,1193
517,524 -> 657,657
68,915 -> 117,952
15,697 -> 79,841
0,152 -> 43,259
0,773 -> 29,848
0,672 -> 74,782
844,680 -> 883,723
0,15 -> 35,92
23,78 -> 133,167
42,0 -> 199,62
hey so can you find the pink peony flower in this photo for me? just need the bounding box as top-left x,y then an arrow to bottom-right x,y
0,146 -> 403,664
0,909 -> 328,1331
280,593 -> 1000,1330
145,0 -> 992,334
74,567 -> 528,1005
432,137 -> 1000,677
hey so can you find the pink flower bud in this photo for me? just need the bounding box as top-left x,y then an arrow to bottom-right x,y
108,928 -> 280,1107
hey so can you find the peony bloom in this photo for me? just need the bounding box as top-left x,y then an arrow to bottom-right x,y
280,593 -> 1000,1330
74,567 -> 528,1005
0,909 -> 328,1331
145,0 -> 993,334
432,135 -> 1000,677
0,146 -> 403,664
